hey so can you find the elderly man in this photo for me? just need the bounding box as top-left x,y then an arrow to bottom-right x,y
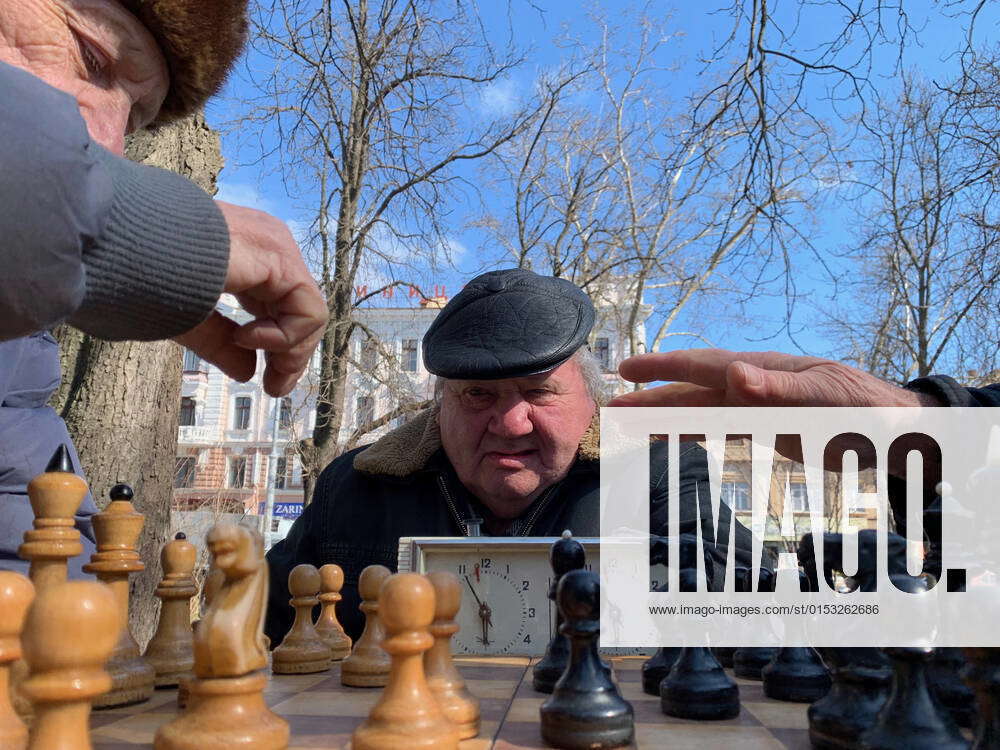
265,269 -> 762,642
0,0 -> 327,575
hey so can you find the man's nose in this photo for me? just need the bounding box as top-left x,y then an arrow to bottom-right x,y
489,398 -> 533,438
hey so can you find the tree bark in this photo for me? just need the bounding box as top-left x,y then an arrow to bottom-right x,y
53,112 -> 224,647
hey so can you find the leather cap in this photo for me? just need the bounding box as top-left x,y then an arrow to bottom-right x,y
423,269 -> 595,379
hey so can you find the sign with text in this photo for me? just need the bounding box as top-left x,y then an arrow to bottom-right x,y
599,407 -> 1000,647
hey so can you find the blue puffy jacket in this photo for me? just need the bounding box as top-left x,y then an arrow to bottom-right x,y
0,334 -> 98,574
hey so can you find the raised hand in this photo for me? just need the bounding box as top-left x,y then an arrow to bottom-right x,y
609,349 -> 941,409
174,201 -> 328,397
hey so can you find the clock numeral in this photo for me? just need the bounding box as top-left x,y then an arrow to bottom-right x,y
523,634 -> 531,644
480,558 -> 492,569
457,564 -> 467,574
521,580 -> 530,592
527,607 -> 536,618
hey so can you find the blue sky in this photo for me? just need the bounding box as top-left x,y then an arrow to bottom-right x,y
207,1 -> 1000,360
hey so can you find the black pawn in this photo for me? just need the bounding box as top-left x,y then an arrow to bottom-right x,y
762,647 -> 831,702
540,569 -> 633,749
733,647 -> 778,680
808,647 -> 892,749
712,647 -> 735,668
929,648 -> 975,728
963,647 -> 1000,749
660,646 -> 740,720
533,531 -> 586,693
641,648 -> 681,695
858,646 -> 967,750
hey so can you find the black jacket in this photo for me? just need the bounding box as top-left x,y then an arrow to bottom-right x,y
264,413 -> 760,644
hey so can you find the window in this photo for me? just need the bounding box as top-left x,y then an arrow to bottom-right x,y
173,457 -> 196,488
275,457 -> 288,490
279,397 -> 293,429
179,397 -> 196,426
401,339 -> 418,372
593,337 -> 611,372
233,397 -> 252,430
228,457 -> 247,488
182,349 -> 203,372
360,338 -> 378,370
356,396 -> 374,429
790,481 -> 809,511
721,480 -> 751,511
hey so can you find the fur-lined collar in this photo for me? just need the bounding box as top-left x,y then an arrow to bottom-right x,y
353,406 -> 600,477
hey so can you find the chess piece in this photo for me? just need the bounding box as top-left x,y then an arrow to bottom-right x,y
12,447 -> 87,726
660,647 -> 740,720
155,523 -> 288,750
762,647 -> 831,702
733,647 -> 778,680
424,571 -> 480,739
83,484 -> 155,708
533,530 -> 585,693
178,566 -> 226,710
273,564 -> 332,674
540,569 -> 633,749
712,647 -> 735,668
643,567 -> 698,696
0,572 -> 33,750
929,648 -> 975,728
352,573 -> 460,750
144,533 -> 198,688
315,563 -> 352,660
641,648 -> 681,695
809,647 -> 892,750
858,646 -> 967,750
341,564 -> 393,687
18,446 -> 86,591
962,647 -> 1000,749
21,581 -> 119,750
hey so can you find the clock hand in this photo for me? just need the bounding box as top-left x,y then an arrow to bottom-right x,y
480,601 -> 492,645
464,575 -> 484,607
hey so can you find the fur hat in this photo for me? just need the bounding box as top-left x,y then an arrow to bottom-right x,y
121,0 -> 249,124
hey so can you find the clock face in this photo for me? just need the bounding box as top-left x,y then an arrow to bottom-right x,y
453,562 -> 531,655
400,538 -> 665,657
426,549 -> 553,656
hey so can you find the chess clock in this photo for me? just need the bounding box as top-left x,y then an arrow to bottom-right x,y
397,536 -> 664,657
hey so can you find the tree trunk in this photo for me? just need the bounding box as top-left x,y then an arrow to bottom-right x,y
53,112 -> 224,648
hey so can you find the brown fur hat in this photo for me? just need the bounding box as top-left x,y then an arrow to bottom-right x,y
120,0 -> 249,124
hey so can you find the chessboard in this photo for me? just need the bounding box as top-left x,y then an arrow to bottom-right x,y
90,656 -> 813,749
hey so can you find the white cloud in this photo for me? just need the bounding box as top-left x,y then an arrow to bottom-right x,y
215,181 -> 280,215
479,78 -> 520,117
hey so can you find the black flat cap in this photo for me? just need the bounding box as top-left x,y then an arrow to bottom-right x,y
423,269 -> 595,379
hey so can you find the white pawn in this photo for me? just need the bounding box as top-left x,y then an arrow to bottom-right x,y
0,572 -> 34,750
21,581 -> 119,750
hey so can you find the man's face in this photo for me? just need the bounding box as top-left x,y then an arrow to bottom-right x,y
0,0 -> 168,154
438,357 -> 596,520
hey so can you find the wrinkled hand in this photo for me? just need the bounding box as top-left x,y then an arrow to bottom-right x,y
608,349 -> 940,408
174,201 -> 327,397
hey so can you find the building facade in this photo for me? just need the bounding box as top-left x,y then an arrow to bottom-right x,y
172,290 -> 645,522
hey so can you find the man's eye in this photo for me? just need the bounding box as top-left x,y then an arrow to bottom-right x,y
76,35 -> 108,76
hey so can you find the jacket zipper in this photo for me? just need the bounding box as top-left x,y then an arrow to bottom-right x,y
438,474 -> 559,537
438,475 -> 467,536
521,485 -> 557,535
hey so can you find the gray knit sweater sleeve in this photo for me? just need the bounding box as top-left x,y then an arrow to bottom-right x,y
0,61 -> 228,341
